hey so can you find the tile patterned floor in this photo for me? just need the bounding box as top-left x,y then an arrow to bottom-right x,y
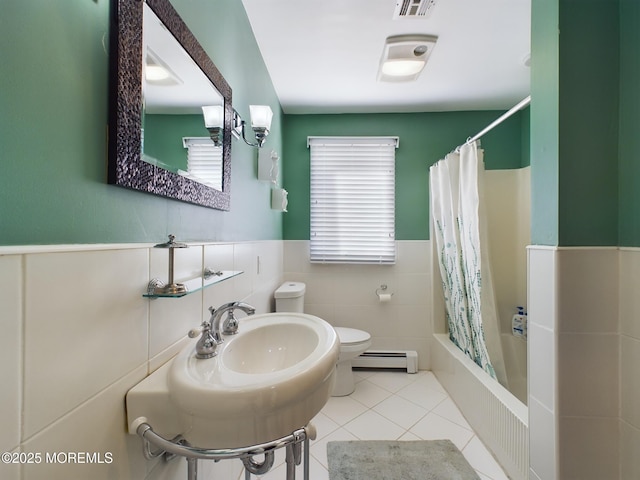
242,370 -> 509,480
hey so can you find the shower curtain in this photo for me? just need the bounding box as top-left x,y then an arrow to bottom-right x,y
429,142 -> 506,382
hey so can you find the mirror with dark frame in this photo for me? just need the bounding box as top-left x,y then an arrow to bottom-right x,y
108,0 -> 233,210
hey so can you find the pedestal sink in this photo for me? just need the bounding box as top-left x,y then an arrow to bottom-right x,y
126,312 -> 339,449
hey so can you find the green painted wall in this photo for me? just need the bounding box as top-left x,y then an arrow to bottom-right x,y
557,0 -> 619,246
0,0 -> 282,246
6,1 -> 633,248
530,0 -> 560,246
520,107 -> 531,168
282,110 -> 527,241
618,0 -> 640,246
530,0 -> 621,247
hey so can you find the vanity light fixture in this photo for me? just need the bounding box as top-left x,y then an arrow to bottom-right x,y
201,105 -> 224,147
377,34 -> 438,82
234,105 -> 273,148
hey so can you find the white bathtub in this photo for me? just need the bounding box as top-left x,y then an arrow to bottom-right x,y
501,332 -> 528,404
431,333 -> 528,480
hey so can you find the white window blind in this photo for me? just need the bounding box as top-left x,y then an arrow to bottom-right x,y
182,137 -> 223,191
308,136 -> 397,264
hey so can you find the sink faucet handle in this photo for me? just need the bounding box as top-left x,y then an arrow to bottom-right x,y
188,327 -> 202,338
188,320 -> 211,339
222,311 -> 238,335
191,320 -> 220,359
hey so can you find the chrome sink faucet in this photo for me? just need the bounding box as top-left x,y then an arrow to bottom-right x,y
189,301 -> 256,359
211,301 -> 256,336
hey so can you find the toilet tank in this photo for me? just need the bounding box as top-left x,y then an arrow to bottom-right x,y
274,282 -> 306,313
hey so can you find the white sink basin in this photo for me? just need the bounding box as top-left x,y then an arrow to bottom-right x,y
126,312 -> 339,449
222,322 -> 320,374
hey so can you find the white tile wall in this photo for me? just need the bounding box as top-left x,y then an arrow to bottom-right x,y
620,418 -> 640,480
0,240 -> 282,480
528,246 -> 636,480
528,397 -> 557,480
556,248 -> 619,480
4,240 -> 640,479
23,249 -> 150,439
527,322 -> 555,415
283,240 -> 432,369
619,248 -> 640,480
527,246 -> 558,480
558,416 -> 620,480
557,333 -> 619,417
620,248 -> 640,339
0,255 -> 22,464
556,248 -> 618,334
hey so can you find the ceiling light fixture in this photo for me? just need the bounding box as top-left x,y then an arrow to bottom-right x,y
377,34 -> 438,82
144,47 -> 182,86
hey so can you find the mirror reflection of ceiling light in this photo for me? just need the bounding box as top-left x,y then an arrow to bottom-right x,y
145,47 -> 183,86
378,34 -> 438,82
145,64 -> 171,82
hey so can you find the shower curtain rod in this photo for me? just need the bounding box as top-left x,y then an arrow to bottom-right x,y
464,95 -> 531,146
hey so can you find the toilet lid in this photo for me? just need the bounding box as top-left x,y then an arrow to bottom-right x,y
274,281 -> 306,299
335,327 -> 371,345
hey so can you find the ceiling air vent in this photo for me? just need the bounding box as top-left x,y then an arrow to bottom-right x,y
393,0 -> 438,19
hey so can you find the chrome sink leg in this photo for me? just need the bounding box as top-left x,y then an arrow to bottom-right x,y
187,457 -> 197,480
244,467 -> 251,480
304,436 -> 310,480
285,444 -> 296,480
285,439 -> 305,480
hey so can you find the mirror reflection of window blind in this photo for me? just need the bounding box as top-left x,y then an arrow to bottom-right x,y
308,136 -> 398,264
182,137 -> 223,191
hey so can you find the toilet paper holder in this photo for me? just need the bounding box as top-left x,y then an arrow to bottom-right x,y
375,284 -> 394,299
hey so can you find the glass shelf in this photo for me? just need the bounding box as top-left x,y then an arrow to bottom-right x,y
143,270 -> 243,298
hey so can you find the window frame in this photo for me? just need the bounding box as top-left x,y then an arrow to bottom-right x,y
308,136 -> 398,265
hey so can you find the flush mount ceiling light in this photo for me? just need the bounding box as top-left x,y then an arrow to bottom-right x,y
377,34 -> 438,82
144,47 -> 182,86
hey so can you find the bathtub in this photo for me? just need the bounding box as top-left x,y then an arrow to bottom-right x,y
500,332 -> 528,404
431,333 -> 528,480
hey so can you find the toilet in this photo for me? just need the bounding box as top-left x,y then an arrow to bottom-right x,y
274,282 -> 372,397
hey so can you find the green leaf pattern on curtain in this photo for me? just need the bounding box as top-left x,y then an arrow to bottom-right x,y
430,143 -> 496,379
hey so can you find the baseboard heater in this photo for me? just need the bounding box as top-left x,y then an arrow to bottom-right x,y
352,350 -> 418,373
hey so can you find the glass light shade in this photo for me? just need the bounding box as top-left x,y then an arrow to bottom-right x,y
249,105 -> 273,129
381,59 -> 425,77
145,64 -> 170,82
202,105 -> 224,128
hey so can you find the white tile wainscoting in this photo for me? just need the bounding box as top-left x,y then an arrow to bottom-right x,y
0,241 -> 283,480
5,240 -> 639,479
283,240 -> 433,370
527,246 -> 640,480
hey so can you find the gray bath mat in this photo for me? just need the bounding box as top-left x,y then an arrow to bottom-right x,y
327,439 -> 480,480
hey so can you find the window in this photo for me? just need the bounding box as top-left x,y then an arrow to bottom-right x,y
308,136 -> 397,264
182,137 -> 223,191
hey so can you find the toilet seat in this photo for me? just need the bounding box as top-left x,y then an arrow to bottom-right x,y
335,327 -> 370,346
